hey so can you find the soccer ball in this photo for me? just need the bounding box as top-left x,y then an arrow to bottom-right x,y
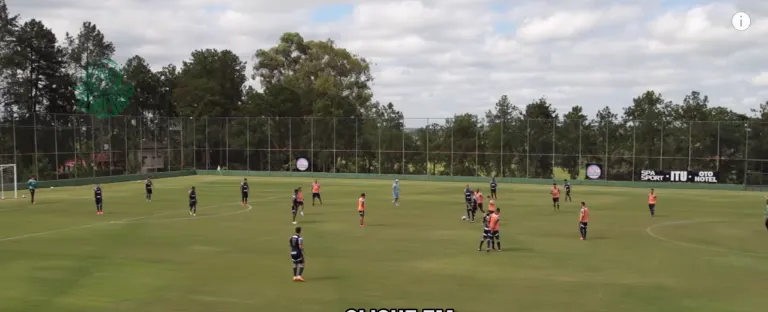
22,194 -> 26,198
461,216 -> 467,220
1,196 -> 4,200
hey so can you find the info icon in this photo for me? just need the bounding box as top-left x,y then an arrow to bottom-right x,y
732,12 -> 750,31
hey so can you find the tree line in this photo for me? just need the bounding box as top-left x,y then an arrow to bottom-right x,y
0,1 -> 767,185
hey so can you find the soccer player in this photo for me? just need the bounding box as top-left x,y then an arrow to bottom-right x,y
311,180 -> 322,206
564,179 -> 572,202
358,193 -> 366,227
296,187 -> 305,216
145,177 -> 153,201
290,226 -> 306,281
291,189 -> 299,224
764,196 -> 768,231
489,177 -> 497,199
469,190 -> 479,222
551,183 -> 560,211
27,175 -> 37,204
579,202 -> 589,240
188,186 -> 197,216
478,210 -> 493,251
489,208 -> 501,251
392,179 -> 400,206
487,198 -> 496,212
475,188 -> 485,213
94,184 -> 103,215
464,185 -> 473,220
648,189 -> 657,217
240,178 -> 249,205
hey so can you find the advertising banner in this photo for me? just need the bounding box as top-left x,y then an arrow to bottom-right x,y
585,164 -> 603,180
639,170 -> 719,183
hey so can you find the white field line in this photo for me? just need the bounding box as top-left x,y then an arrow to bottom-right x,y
0,198 -> 273,242
645,219 -> 768,257
0,193 -> 132,212
188,296 -> 257,305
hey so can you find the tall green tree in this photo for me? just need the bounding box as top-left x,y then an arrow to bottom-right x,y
558,106 -> 589,179
445,113 -> 482,176
174,49 -> 246,168
253,32 -> 375,171
3,19 -> 70,178
524,98 -> 557,178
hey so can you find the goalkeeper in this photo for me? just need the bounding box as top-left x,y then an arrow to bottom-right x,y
27,175 -> 37,204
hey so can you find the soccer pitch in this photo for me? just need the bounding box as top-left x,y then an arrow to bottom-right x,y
0,176 -> 766,312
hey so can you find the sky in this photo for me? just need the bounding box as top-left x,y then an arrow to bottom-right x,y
7,0 -> 768,127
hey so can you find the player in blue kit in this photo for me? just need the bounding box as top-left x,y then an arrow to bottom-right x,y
94,184 -> 103,215
145,177 -> 153,201
240,178 -> 249,205
392,179 -> 400,206
188,186 -> 197,216
489,177 -> 497,199
291,189 -> 299,224
290,226 -> 306,281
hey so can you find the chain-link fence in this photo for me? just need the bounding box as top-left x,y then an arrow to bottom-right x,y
1,113 -> 766,185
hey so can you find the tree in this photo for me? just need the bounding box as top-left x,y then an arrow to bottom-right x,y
2,19 -> 70,178
174,49 -> 247,168
558,106 -> 588,179
623,91 -> 668,171
483,95 -> 525,177
445,113 -> 482,177
253,32 -> 375,171
524,98 -> 558,178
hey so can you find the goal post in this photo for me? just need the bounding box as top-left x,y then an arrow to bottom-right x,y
0,164 -> 18,200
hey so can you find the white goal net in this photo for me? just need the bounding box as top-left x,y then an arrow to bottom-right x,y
0,164 -> 18,200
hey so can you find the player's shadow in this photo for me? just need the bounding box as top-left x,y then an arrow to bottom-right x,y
501,246 -> 534,252
585,236 -> 607,240
309,275 -> 338,282
362,223 -> 386,227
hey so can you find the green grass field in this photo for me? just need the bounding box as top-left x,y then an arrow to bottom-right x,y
0,176 -> 766,312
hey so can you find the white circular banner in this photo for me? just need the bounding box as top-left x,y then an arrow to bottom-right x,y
586,164 -> 602,180
296,158 -> 309,171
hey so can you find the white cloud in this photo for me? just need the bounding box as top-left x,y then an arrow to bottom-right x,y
753,72 -> 768,86
6,0 -> 768,125
516,5 -> 640,42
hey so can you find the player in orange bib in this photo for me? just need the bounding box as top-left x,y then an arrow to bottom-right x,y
648,189 -> 657,217
311,180 -> 322,206
551,183 -> 560,211
357,193 -> 366,227
297,187 -> 305,216
579,202 -> 589,240
474,189 -> 485,212
488,208 -> 501,251
487,198 -> 496,212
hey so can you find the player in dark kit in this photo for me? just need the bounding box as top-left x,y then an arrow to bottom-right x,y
464,185 -> 473,220
564,179 -> 572,202
489,177 -> 497,199
290,226 -> 306,281
188,186 -> 197,216
94,184 -> 104,215
764,196 -> 768,231
291,189 -> 299,224
145,178 -> 153,201
478,210 -> 493,251
469,190 -> 479,222
240,178 -> 249,205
